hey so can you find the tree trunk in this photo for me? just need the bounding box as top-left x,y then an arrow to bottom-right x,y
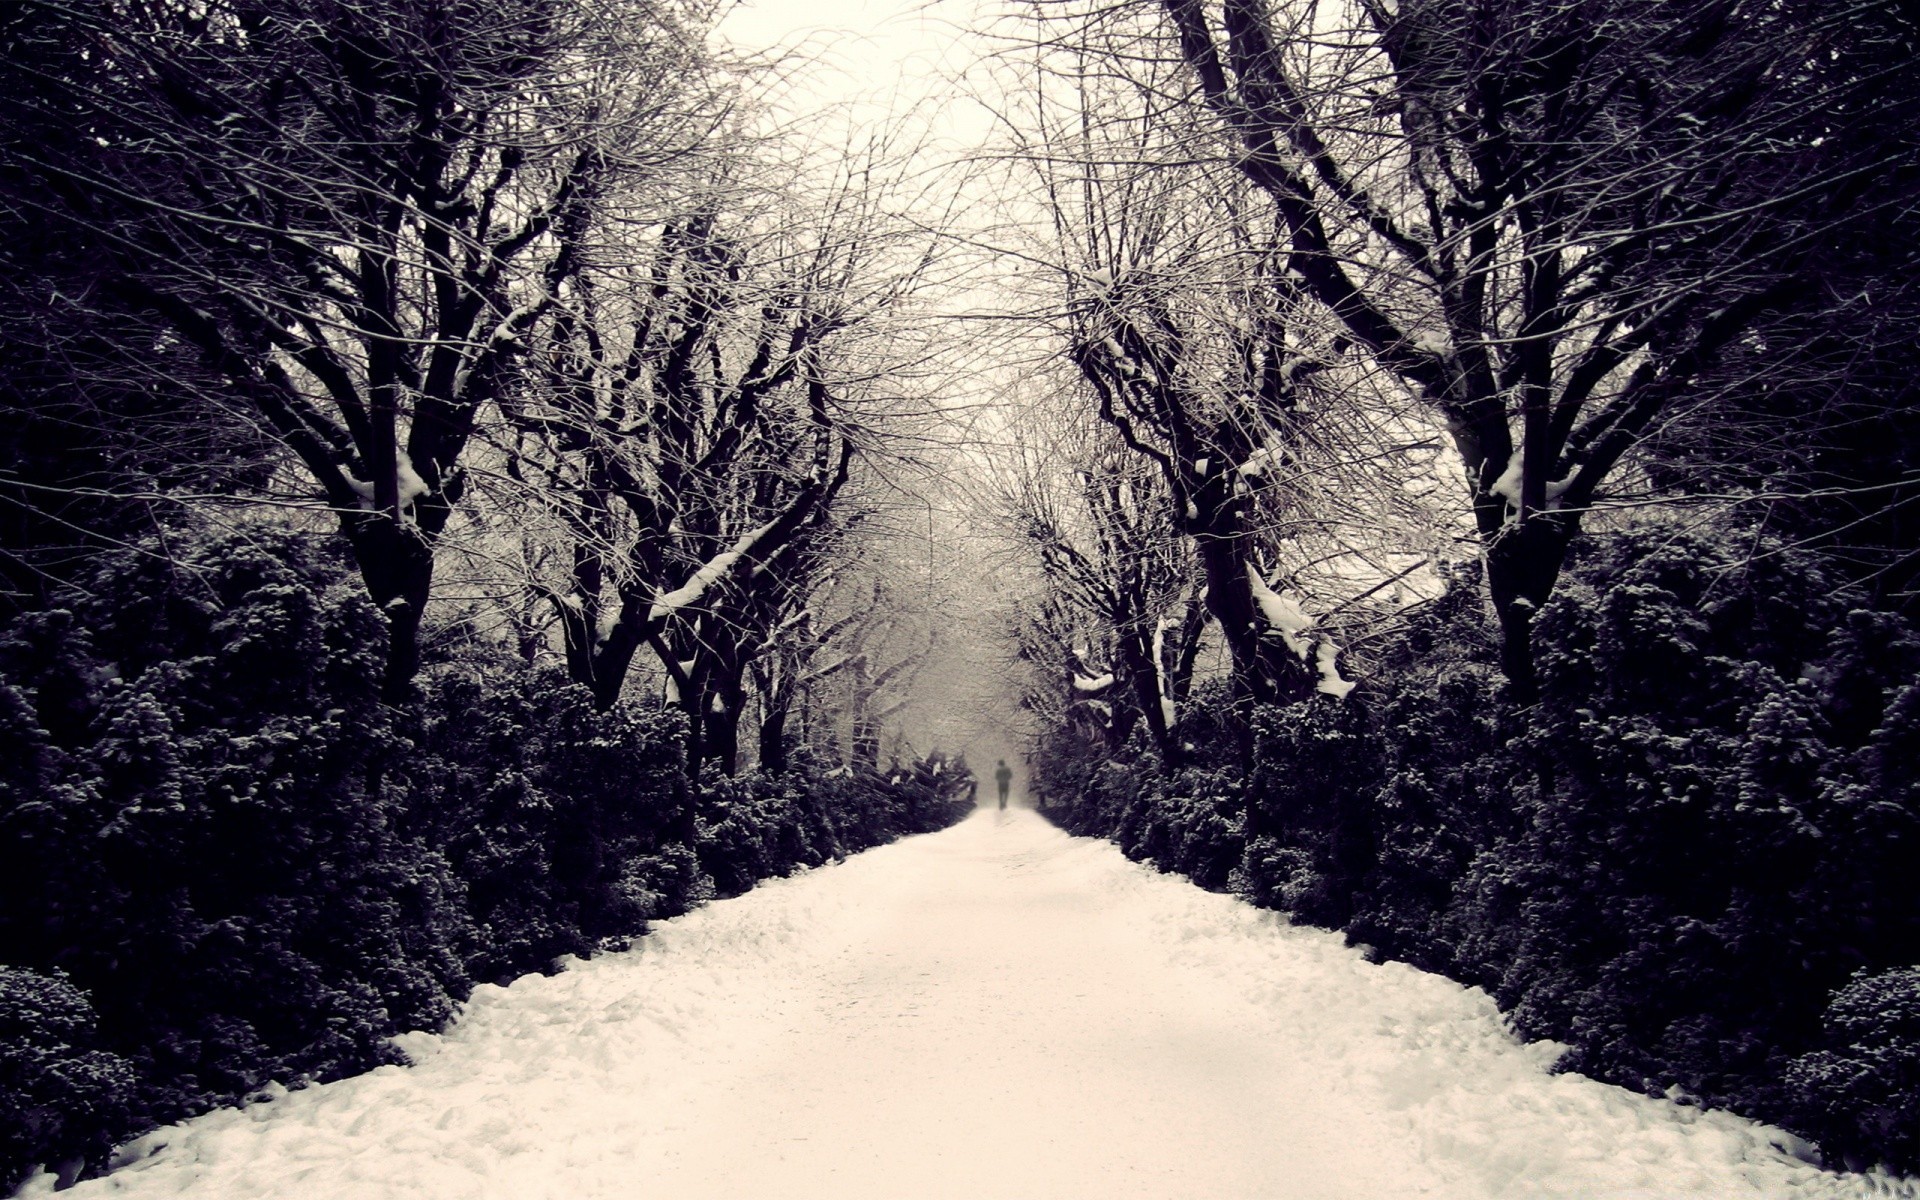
1482,511 -> 1579,704
759,698 -> 793,775
1186,465 -> 1315,708
849,656 -> 881,769
703,681 -> 746,777
587,628 -> 646,712
339,511 -> 434,705
755,660 -> 796,775
1119,631 -> 1178,765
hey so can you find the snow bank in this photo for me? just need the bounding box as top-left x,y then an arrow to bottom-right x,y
32,812 -> 1911,1200
1081,833 -> 1906,1199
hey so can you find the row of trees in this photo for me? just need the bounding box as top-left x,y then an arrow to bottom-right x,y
0,0 -> 956,774
987,0 -> 1920,1175
989,0 -> 1920,718
0,0 -> 983,1187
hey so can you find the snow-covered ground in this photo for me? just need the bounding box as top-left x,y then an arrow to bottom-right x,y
29,809 -> 1912,1199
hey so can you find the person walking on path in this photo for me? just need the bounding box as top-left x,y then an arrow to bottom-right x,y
995,759 -> 1013,809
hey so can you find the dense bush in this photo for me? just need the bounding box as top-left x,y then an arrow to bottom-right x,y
403,664 -> 699,982
1786,966 -> 1920,1171
1242,696 -> 1381,927
1034,525 -> 1920,1173
0,967 -> 136,1188
696,766 -> 839,898
0,524 -> 976,1190
0,526 -> 473,1185
687,751 -> 976,908
806,750 -> 982,850
1035,682 -> 1248,890
1448,534 -> 1920,1135
1345,565 -> 1515,976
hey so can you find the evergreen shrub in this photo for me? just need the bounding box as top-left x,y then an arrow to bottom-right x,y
1787,966 -> 1920,1171
695,765 -> 837,898
1031,524 -> 1920,1173
0,523 -> 979,1189
1474,532 -> 1920,1137
1035,681 -> 1251,888
0,527 -> 470,1189
0,966 -> 136,1189
404,664 -> 696,981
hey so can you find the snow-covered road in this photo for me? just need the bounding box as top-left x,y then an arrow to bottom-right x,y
38,809 -> 1907,1199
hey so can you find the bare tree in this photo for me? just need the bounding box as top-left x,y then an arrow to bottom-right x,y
491,133 -> 946,770
4,0 -> 723,700
1005,428 -> 1207,762
1024,0 -> 1917,694
982,41 -> 1409,712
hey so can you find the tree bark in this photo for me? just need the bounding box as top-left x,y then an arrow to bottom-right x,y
338,513 -> 436,704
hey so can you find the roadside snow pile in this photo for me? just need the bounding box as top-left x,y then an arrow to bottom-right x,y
25,810 -> 1911,1199
1081,838 -> 1913,1199
20,861 -> 866,1200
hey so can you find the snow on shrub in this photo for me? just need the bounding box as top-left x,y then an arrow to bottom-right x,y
1786,966 -> 1920,1172
0,967 -> 136,1193
1031,522 -> 1920,1174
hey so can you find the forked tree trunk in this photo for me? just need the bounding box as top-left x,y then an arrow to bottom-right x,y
339,511 -> 436,705
1185,460 -> 1316,709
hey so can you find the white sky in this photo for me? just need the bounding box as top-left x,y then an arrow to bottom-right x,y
711,0 -> 1029,416
708,0 -> 1023,765
714,0 -> 987,118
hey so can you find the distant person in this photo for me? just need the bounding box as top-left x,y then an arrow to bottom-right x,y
995,759 -> 1013,809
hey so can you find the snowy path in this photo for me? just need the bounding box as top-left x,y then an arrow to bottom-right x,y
42,809 -> 1906,1200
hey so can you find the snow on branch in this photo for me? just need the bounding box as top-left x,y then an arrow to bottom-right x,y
1237,445 -> 1283,479
1315,640 -> 1356,700
648,519 -> 777,622
1152,615 -> 1177,729
1247,564 -> 1358,699
1246,563 -> 1313,658
1488,448 -> 1576,513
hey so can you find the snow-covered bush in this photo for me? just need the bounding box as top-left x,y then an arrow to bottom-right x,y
1786,966 -> 1920,1171
0,967 -> 136,1193
1344,565 -> 1514,976
1030,719 -> 1147,838
1030,525 -> 1920,1172
1467,531 -> 1920,1140
890,750 -> 986,835
0,526 -> 473,1184
405,668 -> 978,984
407,665 -> 697,982
1232,836 -> 1318,910
805,750 -> 979,853
1243,696 -> 1382,927
1049,684 -> 1378,911
1036,682 -> 1252,888
1136,775 -> 1246,891
695,767 -> 837,898
694,750 -> 975,897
